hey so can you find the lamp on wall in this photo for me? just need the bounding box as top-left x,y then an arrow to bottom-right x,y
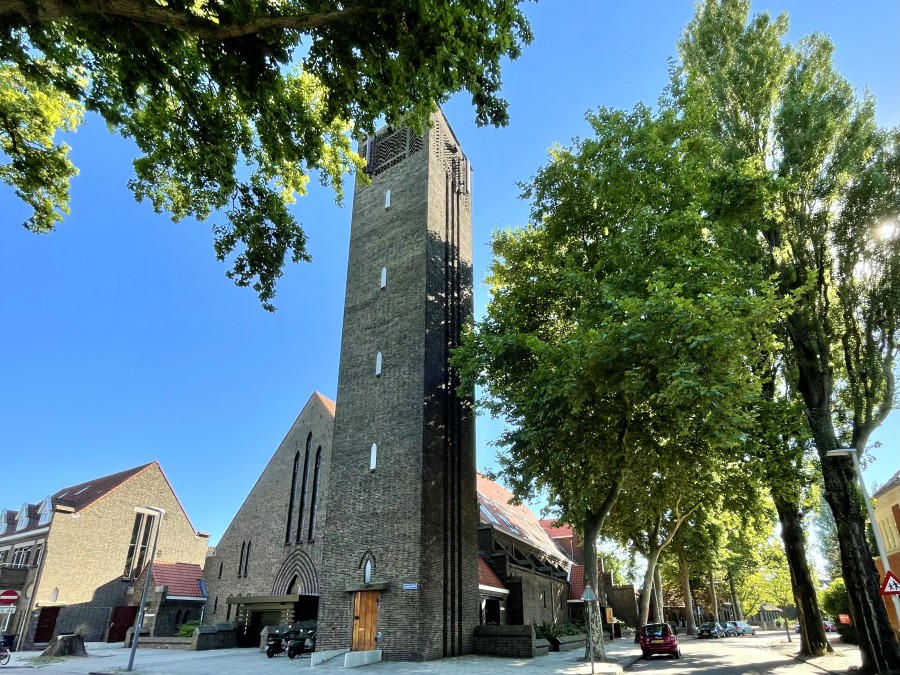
127,506 -> 165,672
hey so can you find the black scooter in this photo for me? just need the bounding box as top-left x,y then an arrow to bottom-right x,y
265,630 -> 298,658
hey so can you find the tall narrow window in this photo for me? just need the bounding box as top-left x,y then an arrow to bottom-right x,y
285,452 -> 300,543
370,443 -> 378,472
380,266 -> 387,289
244,540 -> 251,577
364,559 -> 373,584
296,434 -> 312,543
385,189 -> 391,208
375,351 -> 382,377
123,513 -> 155,578
307,447 -> 323,541
213,596 -> 218,613
238,541 -> 245,577
33,543 -> 44,568
226,604 -> 231,621
218,562 -> 223,579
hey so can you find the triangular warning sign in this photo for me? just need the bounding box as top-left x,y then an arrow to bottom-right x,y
881,570 -> 900,596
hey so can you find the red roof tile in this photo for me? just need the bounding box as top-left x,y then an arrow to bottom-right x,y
54,463 -> 154,512
569,564 -> 586,600
478,556 -> 506,590
313,391 -> 336,417
539,519 -> 574,539
151,562 -> 206,598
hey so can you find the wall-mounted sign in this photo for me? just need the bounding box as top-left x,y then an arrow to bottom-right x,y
839,613 -> 851,625
402,583 -> 419,590
0,606 -> 16,614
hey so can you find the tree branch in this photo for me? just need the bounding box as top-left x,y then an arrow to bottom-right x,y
0,0 -> 378,39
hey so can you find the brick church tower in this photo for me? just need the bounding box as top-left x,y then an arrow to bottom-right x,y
317,110 -> 479,661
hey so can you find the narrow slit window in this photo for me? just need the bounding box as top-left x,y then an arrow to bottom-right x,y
364,559 -> 373,584
380,266 -> 387,289
375,351 -> 382,377
370,443 -> 377,472
385,190 -> 391,209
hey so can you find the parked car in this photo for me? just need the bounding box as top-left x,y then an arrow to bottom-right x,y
723,622 -> 739,637
697,621 -> 727,638
794,622 -> 801,633
822,620 -> 837,632
727,620 -> 756,636
639,623 -> 681,659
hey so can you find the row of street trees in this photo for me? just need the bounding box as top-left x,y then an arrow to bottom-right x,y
453,0 -> 900,671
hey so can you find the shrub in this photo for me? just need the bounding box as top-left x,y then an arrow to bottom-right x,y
534,622 -> 585,639
177,620 -> 201,637
820,578 -> 857,644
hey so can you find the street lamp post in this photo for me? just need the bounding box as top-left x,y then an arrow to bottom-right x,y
825,447 -> 900,625
127,507 -> 165,673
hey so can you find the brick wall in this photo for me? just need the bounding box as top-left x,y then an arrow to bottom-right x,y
202,393 -> 334,624
28,464 -> 208,645
318,110 -> 478,661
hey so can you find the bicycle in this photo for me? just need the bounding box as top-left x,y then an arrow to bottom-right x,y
0,643 -> 9,666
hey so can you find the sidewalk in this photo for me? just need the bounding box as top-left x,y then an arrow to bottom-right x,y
2,638 -> 642,674
761,630 -> 862,674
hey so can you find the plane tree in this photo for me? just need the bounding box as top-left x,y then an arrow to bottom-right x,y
453,101 -> 776,659
675,1 -> 900,669
0,0 -> 532,308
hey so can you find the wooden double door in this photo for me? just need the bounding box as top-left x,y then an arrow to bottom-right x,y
351,591 -> 379,651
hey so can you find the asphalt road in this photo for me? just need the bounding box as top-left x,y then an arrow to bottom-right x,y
628,634 -> 838,674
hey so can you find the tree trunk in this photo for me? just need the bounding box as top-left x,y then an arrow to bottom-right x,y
582,509 -> 605,661
773,493 -> 831,656
679,553 -> 696,635
653,564 -> 664,623
794,352 -> 900,673
42,634 -> 87,657
708,570 -> 719,624
638,545 -> 663,628
728,572 -> 743,621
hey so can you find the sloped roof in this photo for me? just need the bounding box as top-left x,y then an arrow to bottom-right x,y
476,474 -> 570,563
539,519 -> 574,539
152,562 -> 206,598
1,463 -> 153,540
54,463 -> 154,512
478,556 -> 506,590
569,564 -> 586,601
313,391 -> 336,417
873,468 -> 900,500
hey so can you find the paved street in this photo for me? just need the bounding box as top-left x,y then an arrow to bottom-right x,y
630,631 -> 860,674
0,630 -> 861,674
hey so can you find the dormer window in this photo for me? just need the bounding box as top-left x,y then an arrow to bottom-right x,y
0,522 -> 6,535
38,497 -> 53,526
16,516 -> 29,531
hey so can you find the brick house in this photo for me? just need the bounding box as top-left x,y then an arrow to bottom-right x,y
0,462 -> 208,648
873,468 -> 900,633
477,476 -> 571,627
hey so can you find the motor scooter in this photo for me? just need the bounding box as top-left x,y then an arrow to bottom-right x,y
265,630 -> 298,658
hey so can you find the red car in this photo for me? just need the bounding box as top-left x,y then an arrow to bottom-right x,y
639,623 -> 681,659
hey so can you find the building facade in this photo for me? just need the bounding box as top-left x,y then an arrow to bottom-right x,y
0,462 -> 208,648
202,391 -> 335,645
873,468 -> 900,633
317,110 -> 478,661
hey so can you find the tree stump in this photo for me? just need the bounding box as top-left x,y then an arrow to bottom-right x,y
41,634 -> 87,657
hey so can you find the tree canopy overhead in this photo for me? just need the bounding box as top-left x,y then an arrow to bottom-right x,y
0,0 -> 532,308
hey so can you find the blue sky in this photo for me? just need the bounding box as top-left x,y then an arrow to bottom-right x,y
1,1 -> 898,545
